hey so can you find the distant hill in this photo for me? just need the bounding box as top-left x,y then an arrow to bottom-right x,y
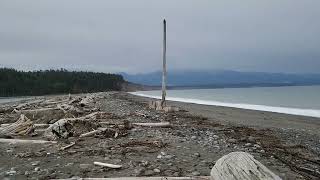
0,68 -> 133,97
121,70 -> 320,88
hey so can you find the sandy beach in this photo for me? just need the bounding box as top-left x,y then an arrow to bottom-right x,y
0,92 -> 319,179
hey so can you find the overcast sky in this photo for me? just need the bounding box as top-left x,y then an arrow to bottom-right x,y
0,0 -> 319,74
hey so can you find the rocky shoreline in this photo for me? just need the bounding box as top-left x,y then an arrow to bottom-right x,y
0,92 -> 319,179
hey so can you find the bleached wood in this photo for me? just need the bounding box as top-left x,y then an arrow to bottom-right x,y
161,19 -> 167,108
79,128 -> 106,138
210,152 -> 282,180
0,114 -> 34,136
0,138 -> 57,144
132,122 -> 171,128
60,142 -> 76,150
43,118 -> 77,139
43,112 -> 106,139
1,123 -> 49,128
93,162 -> 122,169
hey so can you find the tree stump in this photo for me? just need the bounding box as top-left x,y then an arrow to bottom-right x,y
210,152 -> 282,180
148,100 -> 179,113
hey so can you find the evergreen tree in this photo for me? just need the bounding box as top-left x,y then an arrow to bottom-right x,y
0,68 -> 125,97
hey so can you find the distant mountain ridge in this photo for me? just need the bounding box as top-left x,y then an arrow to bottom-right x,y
121,70 -> 320,88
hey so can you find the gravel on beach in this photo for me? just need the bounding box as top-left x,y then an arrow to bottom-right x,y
0,92 -> 319,179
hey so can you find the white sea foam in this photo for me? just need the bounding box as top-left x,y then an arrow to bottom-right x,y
130,92 -> 320,118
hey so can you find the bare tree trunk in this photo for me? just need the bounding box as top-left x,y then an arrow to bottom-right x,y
161,19 -> 167,108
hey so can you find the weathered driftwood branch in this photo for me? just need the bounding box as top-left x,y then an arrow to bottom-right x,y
1,123 -> 49,128
79,128 -> 119,138
79,128 -> 105,138
0,114 -> 34,137
132,122 -> 171,128
0,138 -> 57,144
211,152 -> 282,180
60,142 -> 76,150
93,162 -> 122,169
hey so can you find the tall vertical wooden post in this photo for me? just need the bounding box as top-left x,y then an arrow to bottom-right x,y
161,19 -> 167,107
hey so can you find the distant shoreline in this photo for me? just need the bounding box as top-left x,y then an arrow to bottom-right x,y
132,84 -> 320,119
128,92 -> 320,135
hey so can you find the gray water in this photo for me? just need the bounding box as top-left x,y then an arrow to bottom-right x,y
133,85 -> 320,117
0,97 -> 27,104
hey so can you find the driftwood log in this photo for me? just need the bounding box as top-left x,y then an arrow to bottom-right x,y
43,118 -> 76,139
60,142 -> 76,150
0,138 -> 57,144
1,123 -> 49,128
93,162 -> 122,169
132,122 -> 171,128
43,112 -> 102,140
211,152 -> 282,180
79,128 -> 107,138
0,114 -> 34,137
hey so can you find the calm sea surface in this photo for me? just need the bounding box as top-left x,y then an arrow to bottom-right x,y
132,85 -> 320,118
0,97 -> 27,104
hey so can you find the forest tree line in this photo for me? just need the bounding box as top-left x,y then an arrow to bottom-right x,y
0,68 -> 125,97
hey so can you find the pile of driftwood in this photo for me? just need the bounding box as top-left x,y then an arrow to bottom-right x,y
0,93 -> 103,138
0,93 -> 172,141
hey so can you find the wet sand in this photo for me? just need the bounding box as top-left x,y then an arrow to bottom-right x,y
129,93 -> 320,135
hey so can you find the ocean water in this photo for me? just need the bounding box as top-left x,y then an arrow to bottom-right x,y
131,85 -> 320,118
0,97 -> 26,104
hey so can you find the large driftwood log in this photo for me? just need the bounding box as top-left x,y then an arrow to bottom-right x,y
0,138 -> 57,144
93,162 -> 122,169
1,123 -> 49,128
43,112 -> 102,140
79,128 -> 105,138
210,152 -> 282,180
0,114 -> 34,137
60,142 -> 76,150
43,118 -> 78,139
132,122 -> 171,128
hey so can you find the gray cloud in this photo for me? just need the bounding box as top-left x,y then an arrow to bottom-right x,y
0,0 -> 319,73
